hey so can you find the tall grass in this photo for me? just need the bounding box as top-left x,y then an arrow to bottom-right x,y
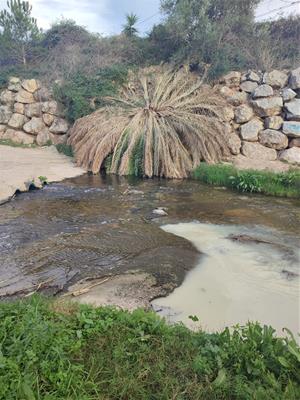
0,296 -> 299,399
193,163 -> 300,198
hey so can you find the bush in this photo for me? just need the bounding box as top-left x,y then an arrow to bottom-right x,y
0,295 -> 299,399
193,163 -> 300,197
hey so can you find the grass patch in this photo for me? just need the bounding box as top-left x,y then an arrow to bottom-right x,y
0,139 -> 37,149
55,143 -> 74,157
0,296 -> 299,399
193,163 -> 300,198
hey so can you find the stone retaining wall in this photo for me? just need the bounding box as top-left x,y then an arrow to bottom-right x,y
0,77 -> 69,146
218,67 -> 300,165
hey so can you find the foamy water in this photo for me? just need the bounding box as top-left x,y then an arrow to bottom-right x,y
152,223 -> 300,337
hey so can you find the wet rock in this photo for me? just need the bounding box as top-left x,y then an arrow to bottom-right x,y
221,71 -> 241,87
42,113 -> 55,126
235,104 -> 254,123
16,89 -> 35,104
8,113 -> 28,129
23,117 -> 46,135
36,128 -> 50,146
14,102 -> 25,114
24,102 -> 43,118
240,118 -> 263,141
252,84 -> 273,98
264,116 -> 283,130
0,89 -> 15,104
281,88 -> 296,102
279,147 -> 300,165
289,138 -> 300,148
259,129 -> 288,150
282,121 -> 300,137
228,234 -> 271,244
263,70 -> 288,88
251,97 -> 283,117
240,80 -> 258,93
49,117 -> 69,134
21,79 -> 40,93
0,105 -> 13,124
2,128 -> 35,145
289,67 -> 300,89
285,99 -> 300,121
152,208 -> 168,216
241,141 -> 277,161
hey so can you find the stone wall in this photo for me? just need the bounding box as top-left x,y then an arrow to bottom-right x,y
0,77 -> 69,146
218,67 -> 300,165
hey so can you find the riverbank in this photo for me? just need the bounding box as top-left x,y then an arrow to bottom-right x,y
0,144 -> 85,204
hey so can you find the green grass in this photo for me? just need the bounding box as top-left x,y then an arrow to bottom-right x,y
0,296 -> 299,399
193,163 -> 300,198
55,143 -> 74,157
0,139 -> 37,149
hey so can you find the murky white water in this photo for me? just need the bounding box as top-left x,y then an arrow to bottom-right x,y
152,222 -> 300,337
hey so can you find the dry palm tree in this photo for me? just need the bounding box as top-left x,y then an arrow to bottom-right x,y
68,67 -> 230,179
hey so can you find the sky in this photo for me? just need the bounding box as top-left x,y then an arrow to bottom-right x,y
0,0 -> 299,35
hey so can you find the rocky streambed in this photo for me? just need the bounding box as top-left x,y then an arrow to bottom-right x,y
0,174 -> 299,333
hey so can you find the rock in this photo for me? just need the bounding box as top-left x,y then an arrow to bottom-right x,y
233,154 -> 290,173
152,208 -> 168,216
42,113 -> 55,126
24,102 -> 43,118
240,118 -> 263,141
2,128 -> 35,145
241,70 -> 261,83
289,138 -> 300,148
289,67 -> 300,89
240,80 -> 258,93
23,117 -> 46,135
9,77 -> 20,84
49,117 -> 69,134
219,86 -> 248,106
220,106 -> 234,122
279,147 -> 300,165
0,105 -> 12,124
264,116 -> 283,130
8,82 -> 21,92
16,89 -> 35,104
34,87 -> 51,102
252,84 -> 273,98
21,79 -> 40,93
251,97 -> 283,117
49,132 -> 68,145
0,89 -> 15,104
281,88 -> 296,102
14,102 -> 25,114
285,99 -> 300,121
8,113 -> 28,129
234,104 -> 254,123
36,128 -> 50,146
263,70 -> 288,88
42,100 -> 61,115
227,133 -> 241,155
241,141 -> 277,161
259,129 -> 288,150
221,71 -> 241,87
0,124 -> 6,138
282,121 -> 300,137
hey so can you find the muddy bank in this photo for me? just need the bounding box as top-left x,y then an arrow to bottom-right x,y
0,145 -> 85,204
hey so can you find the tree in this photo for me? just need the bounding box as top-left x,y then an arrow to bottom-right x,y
0,0 -> 41,66
122,13 -> 138,37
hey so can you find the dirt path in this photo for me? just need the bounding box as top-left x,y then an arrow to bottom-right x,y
0,145 -> 85,204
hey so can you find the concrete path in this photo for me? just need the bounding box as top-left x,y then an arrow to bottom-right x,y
0,145 -> 86,204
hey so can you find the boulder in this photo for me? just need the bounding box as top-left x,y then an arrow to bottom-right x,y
21,79 -> 40,93
279,147 -> 300,165
219,86 -> 248,106
240,118 -> 264,141
0,124 -> 6,138
220,106 -> 234,122
23,117 -> 46,135
42,100 -> 61,115
285,99 -> 300,121
42,113 -> 55,126
263,70 -> 288,88
221,71 -> 241,87
282,121 -> 300,138
289,67 -> 300,90
36,128 -> 50,146
24,102 -> 43,118
252,84 -> 273,98
8,77 -> 20,84
241,141 -> 277,161
227,133 -> 242,155
49,117 -> 69,134
8,77 -> 21,92
34,87 -> 51,102
251,97 -> 283,117
234,104 -> 254,123
2,128 -> 35,145
0,89 -> 15,104
259,129 -> 288,150
241,70 -> 261,83
0,105 -> 12,124
49,132 -> 68,145
264,116 -> 283,130
16,89 -> 35,104
14,102 -> 25,114
8,113 -> 28,129
281,88 -> 296,102
240,80 -> 258,93
289,138 -> 300,148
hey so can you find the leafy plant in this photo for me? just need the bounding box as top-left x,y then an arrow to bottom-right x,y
230,171 -> 262,193
38,175 -> 48,185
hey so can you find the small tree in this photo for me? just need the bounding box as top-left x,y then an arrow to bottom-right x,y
122,13 -> 138,37
0,0 -> 41,66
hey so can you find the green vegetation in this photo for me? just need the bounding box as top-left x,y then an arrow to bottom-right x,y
38,175 -> 48,185
0,139 -> 36,148
193,163 -> 300,197
0,296 -> 299,400
55,143 -> 73,157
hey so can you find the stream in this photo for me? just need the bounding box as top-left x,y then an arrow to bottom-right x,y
0,174 -> 299,336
